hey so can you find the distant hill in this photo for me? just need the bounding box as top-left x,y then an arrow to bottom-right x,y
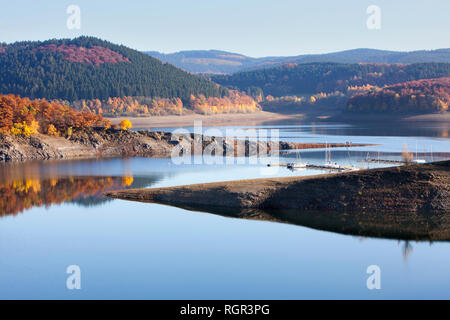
211,62 -> 450,97
145,50 -> 259,74
0,37 -> 226,101
146,48 -> 450,74
347,77 -> 450,114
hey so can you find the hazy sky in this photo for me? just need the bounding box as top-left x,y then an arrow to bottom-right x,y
0,0 -> 449,57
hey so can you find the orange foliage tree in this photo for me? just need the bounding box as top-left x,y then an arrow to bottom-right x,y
119,119 -> 132,130
65,90 -> 260,117
0,94 -> 111,136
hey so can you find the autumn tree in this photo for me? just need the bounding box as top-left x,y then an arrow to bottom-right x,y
119,119 -> 132,130
0,94 -> 110,136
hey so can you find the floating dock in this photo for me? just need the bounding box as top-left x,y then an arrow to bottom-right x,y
267,163 -> 359,172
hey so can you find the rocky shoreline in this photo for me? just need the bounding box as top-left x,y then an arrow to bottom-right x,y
106,160 -> 450,213
0,128 -> 370,162
0,129 -> 175,162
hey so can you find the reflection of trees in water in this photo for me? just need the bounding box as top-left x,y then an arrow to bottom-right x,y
69,176 -> 161,208
156,204 -> 450,260
179,204 -> 450,260
263,119 -> 450,138
70,194 -> 115,208
401,241 -> 414,261
0,175 -> 161,217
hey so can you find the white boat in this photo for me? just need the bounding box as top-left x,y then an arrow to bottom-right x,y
286,151 -> 307,170
324,142 -> 342,169
342,165 -> 361,171
287,162 -> 307,169
413,141 -> 427,164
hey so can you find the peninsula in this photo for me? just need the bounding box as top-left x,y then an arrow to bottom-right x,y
106,160 -> 450,213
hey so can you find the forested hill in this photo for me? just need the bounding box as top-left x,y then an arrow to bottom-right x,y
146,48 -> 450,74
347,77 -> 450,113
145,50 -> 256,74
0,37 -> 226,101
211,63 -> 450,97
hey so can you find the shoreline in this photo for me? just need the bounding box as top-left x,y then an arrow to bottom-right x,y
0,128 -> 372,163
108,110 -> 450,128
108,111 -> 303,128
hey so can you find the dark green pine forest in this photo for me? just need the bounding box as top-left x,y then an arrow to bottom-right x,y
212,62 -> 450,96
0,36 -> 228,101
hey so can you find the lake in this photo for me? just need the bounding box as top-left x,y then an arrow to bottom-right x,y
0,120 -> 449,299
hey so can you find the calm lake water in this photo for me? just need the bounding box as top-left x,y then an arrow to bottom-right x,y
0,120 -> 449,299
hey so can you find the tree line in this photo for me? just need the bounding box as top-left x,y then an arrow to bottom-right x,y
212,62 -> 450,97
347,77 -> 450,113
55,90 -> 260,117
0,94 -> 110,137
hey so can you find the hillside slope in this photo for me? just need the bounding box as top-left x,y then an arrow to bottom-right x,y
347,77 -> 450,113
212,63 -> 450,97
0,37 -> 226,101
145,50 -> 258,74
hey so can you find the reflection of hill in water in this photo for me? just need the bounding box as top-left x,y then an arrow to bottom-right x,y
0,175 -> 161,217
68,176 -> 162,208
263,119 -> 450,138
69,195 -> 115,208
170,204 -> 450,242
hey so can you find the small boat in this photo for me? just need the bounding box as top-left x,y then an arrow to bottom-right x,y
286,151 -> 308,170
323,162 -> 341,169
287,162 -> 307,169
413,141 -> 427,164
341,165 -> 361,171
324,142 -> 342,169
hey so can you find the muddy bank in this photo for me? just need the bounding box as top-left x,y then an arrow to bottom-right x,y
108,111 -> 296,128
0,128 -> 370,162
109,111 -> 450,129
106,160 -> 450,213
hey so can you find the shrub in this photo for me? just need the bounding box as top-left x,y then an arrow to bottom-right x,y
10,121 -> 39,137
119,119 -> 132,131
47,124 -> 59,136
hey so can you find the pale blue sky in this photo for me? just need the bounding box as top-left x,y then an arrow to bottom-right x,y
0,0 -> 448,57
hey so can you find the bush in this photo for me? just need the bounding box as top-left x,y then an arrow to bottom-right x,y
47,124 -> 59,136
10,121 -> 39,137
119,119 -> 132,130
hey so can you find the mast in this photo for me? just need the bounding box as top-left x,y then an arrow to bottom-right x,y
415,141 -> 418,160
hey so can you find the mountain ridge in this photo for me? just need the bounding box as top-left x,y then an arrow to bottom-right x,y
146,48 -> 450,74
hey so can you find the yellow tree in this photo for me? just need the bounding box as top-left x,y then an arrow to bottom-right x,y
119,119 -> 132,130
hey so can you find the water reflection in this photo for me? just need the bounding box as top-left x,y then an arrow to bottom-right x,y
0,175 -> 159,217
401,241 -> 414,262
261,120 -> 450,138
158,204 -> 450,243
